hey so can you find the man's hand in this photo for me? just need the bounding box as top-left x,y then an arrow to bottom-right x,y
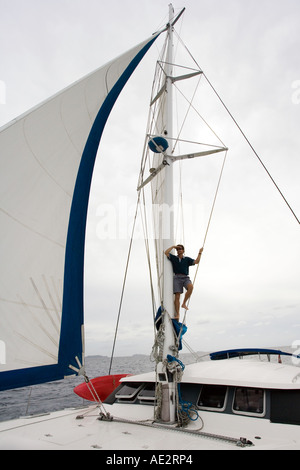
194,247 -> 204,264
164,245 -> 177,257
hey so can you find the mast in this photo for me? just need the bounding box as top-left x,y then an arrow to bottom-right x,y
160,3 -> 177,424
140,4 -> 227,424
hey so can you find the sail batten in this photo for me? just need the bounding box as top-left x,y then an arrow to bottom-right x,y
0,34 -> 159,391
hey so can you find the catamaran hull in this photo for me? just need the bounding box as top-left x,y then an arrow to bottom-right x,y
1,402 -> 300,450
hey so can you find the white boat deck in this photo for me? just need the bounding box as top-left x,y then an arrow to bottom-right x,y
2,359 -> 300,451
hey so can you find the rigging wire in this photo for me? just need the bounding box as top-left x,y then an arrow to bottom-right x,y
139,188 -> 159,322
174,30 -> 299,225
187,149 -> 229,309
174,82 -> 185,246
108,43 -> 171,374
108,192 -> 142,375
202,73 -> 300,225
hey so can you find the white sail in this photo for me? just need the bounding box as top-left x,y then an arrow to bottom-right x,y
0,34 -> 160,390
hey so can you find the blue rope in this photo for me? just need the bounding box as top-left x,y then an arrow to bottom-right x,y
177,383 -> 199,421
167,354 -> 185,370
166,355 -> 199,422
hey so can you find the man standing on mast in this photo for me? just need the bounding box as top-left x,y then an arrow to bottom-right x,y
164,245 -> 203,320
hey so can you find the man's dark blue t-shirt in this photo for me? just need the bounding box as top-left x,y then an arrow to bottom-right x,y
168,254 -> 195,275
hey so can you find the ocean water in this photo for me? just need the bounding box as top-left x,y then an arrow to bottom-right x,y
0,355 -> 157,423
0,348 -> 296,423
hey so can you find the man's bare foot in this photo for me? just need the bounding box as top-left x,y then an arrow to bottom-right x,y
182,303 -> 189,310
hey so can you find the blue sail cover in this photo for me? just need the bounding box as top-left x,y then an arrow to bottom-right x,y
0,34 -> 159,391
172,320 -> 187,351
155,308 -> 187,351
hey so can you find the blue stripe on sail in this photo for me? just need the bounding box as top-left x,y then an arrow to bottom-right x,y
0,365 -> 65,391
0,35 -> 159,392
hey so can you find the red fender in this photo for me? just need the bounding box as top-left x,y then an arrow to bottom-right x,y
73,374 -> 131,402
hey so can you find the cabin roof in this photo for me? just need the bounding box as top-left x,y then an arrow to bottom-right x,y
123,360 -> 300,390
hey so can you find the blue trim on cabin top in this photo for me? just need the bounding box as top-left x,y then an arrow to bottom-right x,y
0,35 -> 159,392
210,348 -> 299,360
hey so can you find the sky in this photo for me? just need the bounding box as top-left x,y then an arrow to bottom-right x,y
0,0 -> 300,360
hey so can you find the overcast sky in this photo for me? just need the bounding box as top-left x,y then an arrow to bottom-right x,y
1,0 -> 300,360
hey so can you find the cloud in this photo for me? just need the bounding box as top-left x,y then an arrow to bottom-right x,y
1,0 -> 300,357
